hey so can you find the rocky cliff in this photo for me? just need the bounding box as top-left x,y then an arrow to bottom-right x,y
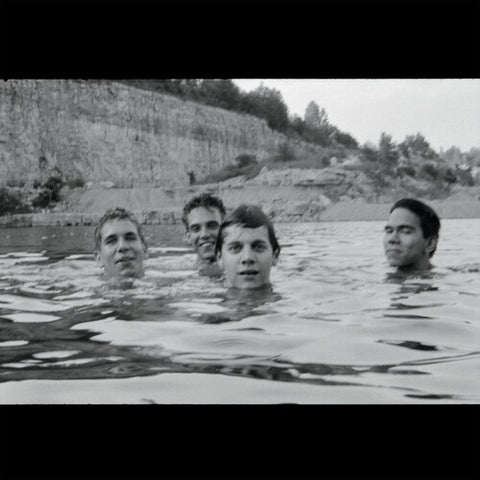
0,79 -> 322,188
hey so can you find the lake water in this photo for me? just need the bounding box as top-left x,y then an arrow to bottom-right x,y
0,219 -> 479,403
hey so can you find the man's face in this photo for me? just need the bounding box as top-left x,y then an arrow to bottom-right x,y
95,219 -> 146,280
383,207 -> 435,270
218,224 -> 278,290
186,206 -> 223,263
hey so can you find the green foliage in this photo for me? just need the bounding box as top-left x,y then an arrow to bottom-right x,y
32,175 -> 64,209
0,187 -> 31,216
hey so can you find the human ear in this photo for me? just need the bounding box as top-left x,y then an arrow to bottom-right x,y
272,250 -> 279,266
94,251 -> 103,268
425,236 -> 438,256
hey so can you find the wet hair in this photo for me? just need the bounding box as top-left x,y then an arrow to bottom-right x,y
182,193 -> 226,229
215,204 -> 280,258
390,198 -> 440,257
94,207 -> 147,251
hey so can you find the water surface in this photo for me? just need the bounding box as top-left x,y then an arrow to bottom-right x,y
0,219 -> 479,403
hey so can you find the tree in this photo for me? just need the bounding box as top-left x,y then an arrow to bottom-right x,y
399,133 -> 437,159
378,132 -> 399,167
304,101 -> 328,129
199,79 -> 242,110
241,84 -> 290,132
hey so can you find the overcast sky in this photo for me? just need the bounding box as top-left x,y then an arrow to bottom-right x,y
233,79 -> 480,153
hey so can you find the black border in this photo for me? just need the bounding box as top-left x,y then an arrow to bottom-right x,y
1,404 -> 480,479
1,0 -> 479,78
1,1 -> 479,480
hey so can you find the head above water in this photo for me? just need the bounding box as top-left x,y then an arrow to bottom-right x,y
94,207 -> 147,280
384,198 -> 440,271
182,193 -> 226,229
182,193 -> 226,264
216,204 -> 280,290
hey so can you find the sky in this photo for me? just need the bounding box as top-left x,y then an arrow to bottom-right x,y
233,79 -> 480,153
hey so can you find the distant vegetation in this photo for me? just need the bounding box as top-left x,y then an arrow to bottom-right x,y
116,80 -> 480,189
117,79 -> 359,150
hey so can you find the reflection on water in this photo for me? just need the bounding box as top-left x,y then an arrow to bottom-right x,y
0,219 -> 479,403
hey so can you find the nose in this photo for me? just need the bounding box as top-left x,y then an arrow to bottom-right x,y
199,226 -> 210,239
117,238 -> 129,251
388,230 -> 400,244
240,246 -> 255,265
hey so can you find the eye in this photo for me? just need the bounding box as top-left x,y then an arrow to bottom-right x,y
253,243 -> 267,251
125,234 -> 137,242
190,225 -> 200,233
207,222 -> 219,230
105,237 -> 116,245
384,227 -> 392,234
228,244 -> 241,253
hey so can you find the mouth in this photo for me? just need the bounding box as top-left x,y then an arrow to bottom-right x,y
239,270 -> 259,276
199,241 -> 215,248
386,249 -> 402,255
116,257 -> 135,264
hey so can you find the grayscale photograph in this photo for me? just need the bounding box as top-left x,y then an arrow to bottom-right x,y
0,78 -> 479,404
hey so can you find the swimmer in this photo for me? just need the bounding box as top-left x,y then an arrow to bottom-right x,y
384,198 -> 440,273
182,193 -> 226,275
94,208 -> 147,280
215,204 -> 280,291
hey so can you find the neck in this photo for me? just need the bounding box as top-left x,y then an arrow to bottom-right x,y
398,257 -> 433,273
196,256 -> 216,267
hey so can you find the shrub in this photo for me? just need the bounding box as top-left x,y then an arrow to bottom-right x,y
273,142 -> 296,162
0,187 -> 31,216
32,175 -> 64,209
396,165 -> 416,177
67,176 -> 85,189
235,154 -> 258,169
319,154 -> 331,168
456,168 -> 475,186
421,163 -> 439,179
443,168 -> 457,184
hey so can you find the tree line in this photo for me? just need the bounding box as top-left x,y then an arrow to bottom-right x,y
117,79 -> 359,150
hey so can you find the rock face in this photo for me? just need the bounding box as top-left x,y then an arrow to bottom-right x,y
0,80 -> 323,188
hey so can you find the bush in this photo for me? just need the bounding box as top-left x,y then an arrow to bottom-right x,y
443,168 -> 457,184
235,154 -> 258,169
421,163 -> 439,179
32,175 -> 64,209
396,165 -> 416,177
0,187 -> 31,216
273,142 -> 296,163
456,168 -> 475,186
67,176 -> 85,189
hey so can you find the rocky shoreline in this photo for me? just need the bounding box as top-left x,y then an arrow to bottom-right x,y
1,198 -> 479,228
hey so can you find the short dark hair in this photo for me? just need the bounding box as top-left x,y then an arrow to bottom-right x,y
390,198 -> 440,257
215,204 -> 280,257
94,207 -> 147,251
182,193 -> 226,229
